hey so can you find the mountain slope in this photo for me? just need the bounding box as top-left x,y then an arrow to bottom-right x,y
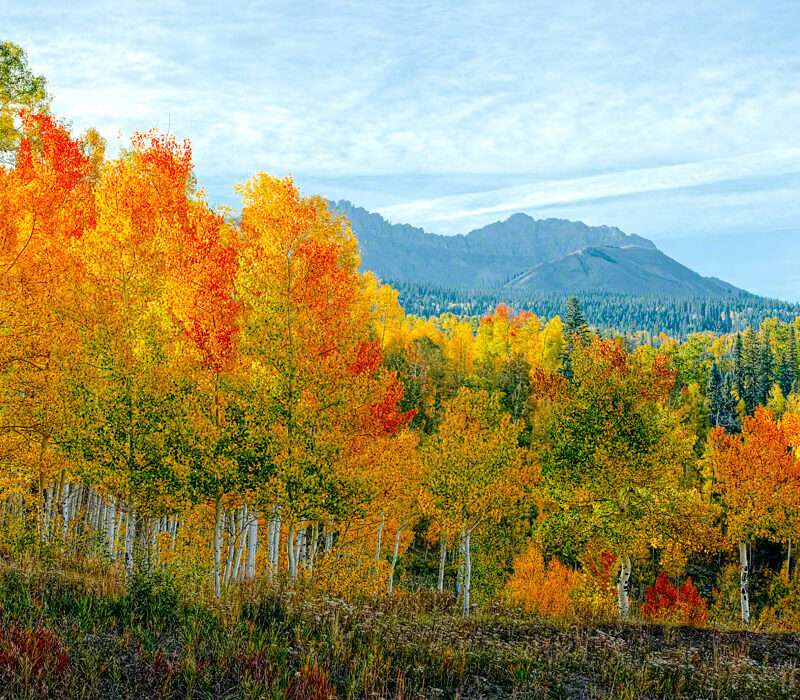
504,245 -> 747,297
332,201 -> 657,287
330,200 -> 750,297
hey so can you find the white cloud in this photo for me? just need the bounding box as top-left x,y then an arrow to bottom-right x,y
375,149 -> 800,226
5,0 -> 800,297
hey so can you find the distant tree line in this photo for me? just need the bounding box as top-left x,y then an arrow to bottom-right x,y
389,281 -> 800,339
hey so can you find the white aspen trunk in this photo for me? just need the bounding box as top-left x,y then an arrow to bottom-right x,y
325,526 -> 334,554
224,510 -> 237,585
271,516 -> 282,575
463,532 -> 472,617
85,486 -> 96,532
105,496 -> 116,555
456,538 -> 465,595
308,522 -> 319,573
124,506 -> 136,573
61,481 -> 71,540
376,510 -> 385,561
246,509 -> 258,579
739,542 -> 750,625
150,517 -> 159,569
113,509 -> 123,559
170,515 -> 178,552
233,506 -> 249,581
287,523 -> 297,579
98,500 -> 107,539
438,534 -> 447,593
294,527 -> 305,575
213,498 -> 223,598
43,485 -> 53,542
267,519 -> 275,572
234,534 -> 246,581
616,553 -> 632,620
388,520 -> 405,595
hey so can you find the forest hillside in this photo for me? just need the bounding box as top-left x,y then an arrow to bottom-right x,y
2,41 -> 800,699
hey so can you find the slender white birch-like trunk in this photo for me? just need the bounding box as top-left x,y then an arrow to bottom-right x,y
271,515 -> 282,575
213,498 -> 223,598
246,508 -> 258,579
308,522 -> 319,572
98,500 -> 107,543
388,519 -> 407,595
43,485 -> 53,542
287,523 -> 297,579
113,509 -> 122,559
85,486 -> 96,533
267,519 -> 275,573
616,553 -> 632,620
739,542 -> 750,625
463,532 -> 472,617
170,515 -> 178,552
376,510 -> 385,561
105,496 -> 116,555
456,538 -> 465,595
294,528 -> 305,576
232,506 -> 249,581
224,510 -> 237,585
61,481 -> 71,540
124,506 -> 136,573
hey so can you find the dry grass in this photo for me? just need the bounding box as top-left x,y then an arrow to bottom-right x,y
0,561 -> 798,699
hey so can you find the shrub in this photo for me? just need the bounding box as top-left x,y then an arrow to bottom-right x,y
0,622 -> 69,694
125,568 -> 181,628
641,572 -> 708,626
759,569 -> 800,631
505,544 -> 579,618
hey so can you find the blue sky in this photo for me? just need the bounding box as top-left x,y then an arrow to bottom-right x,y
6,1 -> 800,299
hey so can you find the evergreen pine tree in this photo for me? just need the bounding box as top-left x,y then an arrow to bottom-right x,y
778,355 -> 793,398
789,325 -> 798,383
720,373 -> 740,432
707,361 -> 724,428
741,329 -> 759,414
564,296 -> 590,344
757,332 -> 773,407
560,296 -> 590,380
733,332 -> 745,403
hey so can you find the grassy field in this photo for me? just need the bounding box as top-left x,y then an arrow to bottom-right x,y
0,562 -> 799,699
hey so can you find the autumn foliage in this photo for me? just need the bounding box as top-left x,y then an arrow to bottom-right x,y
5,106 -> 800,633
506,545 -> 580,618
641,573 -> 709,626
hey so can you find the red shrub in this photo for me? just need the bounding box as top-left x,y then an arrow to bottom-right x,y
0,623 -> 69,684
641,572 -> 708,626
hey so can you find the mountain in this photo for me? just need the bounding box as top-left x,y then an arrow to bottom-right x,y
330,200 -> 750,298
505,245 -> 746,297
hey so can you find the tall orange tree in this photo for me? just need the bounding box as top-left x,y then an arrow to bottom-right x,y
707,407 -> 800,624
65,130 -> 196,570
0,112 -> 93,537
166,190 -> 241,596
235,174 -> 411,579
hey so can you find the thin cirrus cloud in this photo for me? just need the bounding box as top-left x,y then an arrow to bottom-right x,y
5,0 -> 800,297
375,149 -> 800,229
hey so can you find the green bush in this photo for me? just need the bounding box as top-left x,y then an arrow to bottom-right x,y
125,568 -> 181,628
